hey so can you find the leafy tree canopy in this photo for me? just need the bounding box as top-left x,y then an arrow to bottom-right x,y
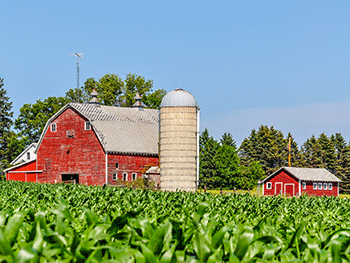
15,73 -> 166,146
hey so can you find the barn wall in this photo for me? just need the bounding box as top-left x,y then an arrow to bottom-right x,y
6,160 -> 38,182
107,153 -> 158,184
264,170 -> 299,196
36,108 -> 106,185
300,181 -> 338,196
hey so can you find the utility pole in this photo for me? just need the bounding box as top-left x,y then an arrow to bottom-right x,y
288,137 -> 291,167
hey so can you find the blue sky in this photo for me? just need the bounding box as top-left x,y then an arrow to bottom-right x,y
1,0 -> 350,146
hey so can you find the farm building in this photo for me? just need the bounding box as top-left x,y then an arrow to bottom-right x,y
5,88 -> 200,190
5,91 -> 159,185
10,143 -> 37,165
260,167 -> 341,197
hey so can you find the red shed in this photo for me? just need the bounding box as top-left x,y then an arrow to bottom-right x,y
260,167 -> 341,197
5,93 -> 159,186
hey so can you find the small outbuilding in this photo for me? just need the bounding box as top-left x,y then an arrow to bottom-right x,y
260,167 -> 341,197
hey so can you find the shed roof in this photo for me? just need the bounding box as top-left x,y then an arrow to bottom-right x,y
261,167 -> 341,183
36,103 -> 159,155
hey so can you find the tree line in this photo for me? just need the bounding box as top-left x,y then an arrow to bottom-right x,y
2,75 -> 350,192
200,126 -> 350,192
0,74 -> 166,174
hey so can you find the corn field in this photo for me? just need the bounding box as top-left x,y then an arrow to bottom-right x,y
1,181 -> 350,262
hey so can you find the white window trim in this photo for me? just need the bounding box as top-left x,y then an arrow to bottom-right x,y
112,173 -> 117,181
266,182 -> 272,189
302,182 -> 306,189
323,183 -> 327,190
85,121 -> 91,131
318,182 -> 322,190
329,183 -> 333,190
51,123 -> 57,132
275,182 -> 282,195
284,183 -> 295,196
313,183 -> 317,190
132,173 -> 137,181
123,172 -> 128,181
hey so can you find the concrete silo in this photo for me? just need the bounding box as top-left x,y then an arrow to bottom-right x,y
159,89 -> 200,191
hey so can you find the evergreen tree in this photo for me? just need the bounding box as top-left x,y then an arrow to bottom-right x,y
239,125 -> 288,175
216,132 -> 240,189
199,129 -> 220,189
0,79 -> 14,177
301,135 -> 324,168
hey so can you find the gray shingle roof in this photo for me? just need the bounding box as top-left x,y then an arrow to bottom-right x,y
37,103 -> 159,155
261,167 -> 341,183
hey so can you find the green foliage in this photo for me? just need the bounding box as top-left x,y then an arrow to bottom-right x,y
200,129 -> 264,190
0,79 -> 14,177
1,181 -> 350,262
13,73 -> 166,154
66,73 -> 166,109
14,96 -> 71,143
239,125 -> 291,175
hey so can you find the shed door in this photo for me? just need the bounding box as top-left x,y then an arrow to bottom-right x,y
285,184 -> 294,197
275,182 -> 282,195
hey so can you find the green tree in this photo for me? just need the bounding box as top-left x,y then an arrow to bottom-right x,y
199,129 -> 220,189
239,125 -> 288,175
75,73 -> 166,108
318,133 -> 337,173
216,132 -> 240,189
15,96 -> 71,143
0,79 -> 14,177
301,135 -> 324,168
238,161 -> 265,190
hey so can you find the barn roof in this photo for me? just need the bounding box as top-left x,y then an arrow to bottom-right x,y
36,103 -> 159,155
260,167 -> 341,184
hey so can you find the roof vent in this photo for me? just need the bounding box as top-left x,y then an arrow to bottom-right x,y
89,88 -> 100,106
133,92 -> 144,111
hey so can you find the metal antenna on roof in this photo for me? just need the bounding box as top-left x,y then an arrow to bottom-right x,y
69,53 -> 84,89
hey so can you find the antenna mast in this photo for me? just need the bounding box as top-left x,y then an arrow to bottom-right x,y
70,53 -> 84,89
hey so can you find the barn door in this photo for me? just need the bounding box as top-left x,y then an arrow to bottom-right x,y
284,184 -> 294,197
62,174 -> 79,184
275,182 -> 282,195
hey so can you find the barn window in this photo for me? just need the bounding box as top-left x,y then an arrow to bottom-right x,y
123,172 -> 127,181
116,163 -> 119,169
85,121 -> 91,131
27,152 -> 30,160
302,182 -> 306,189
66,130 -> 75,138
313,183 -> 317,190
132,173 -> 137,181
266,182 -> 272,189
329,183 -> 333,190
51,123 -> 57,132
112,173 -> 117,181
324,183 -> 328,190
318,183 -> 322,190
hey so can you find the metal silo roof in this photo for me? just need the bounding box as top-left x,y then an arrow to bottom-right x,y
160,89 -> 199,109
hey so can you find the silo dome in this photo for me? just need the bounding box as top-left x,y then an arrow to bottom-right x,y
160,89 -> 199,109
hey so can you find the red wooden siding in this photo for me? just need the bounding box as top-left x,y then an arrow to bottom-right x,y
263,170 -> 299,196
263,170 -> 339,197
300,181 -> 338,196
7,107 -> 160,186
36,108 -> 106,185
6,160 -> 40,182
107,153 -> 158,184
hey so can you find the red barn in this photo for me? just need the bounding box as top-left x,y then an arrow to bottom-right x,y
5,95 -> 159,185
260,167 -> 341,197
